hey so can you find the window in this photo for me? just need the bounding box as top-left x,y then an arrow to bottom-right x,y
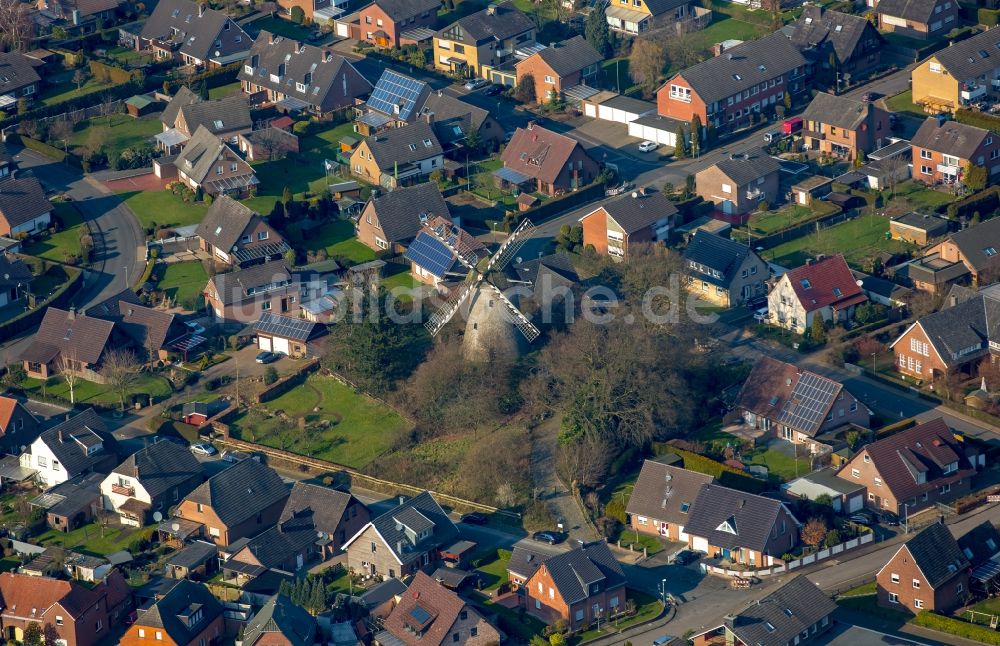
371,541 -> 377,553
197,503 -> 204,513
452,634 -> 459,643
56,616 -> 63,626
889,593 -> 899,603
913,579 -> 921,589
209,527 -> 220,537
638,516 -> 648,525
891,573 -> 900,584
471,628 -> 478,637
875,477 -> 882,487
138,629 -> 145,638
575,609 -> 584,621
549,587 -> 555,599
52,460 -> 59,471
921,165 -> 933,175
851,468 -> 860,478
669,85 -> 692,102
722,183 -> 732,193
37,456 -> 47,468
914,599 -> 923,609
216,165 -> 224,175
96,620 -> 102,632
920,149 -> 931,159
869,492 -> 876,501
544,75 -> 555,84
258,231 -> 269,241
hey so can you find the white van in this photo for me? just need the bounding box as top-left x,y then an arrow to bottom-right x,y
763,131 -> 783,144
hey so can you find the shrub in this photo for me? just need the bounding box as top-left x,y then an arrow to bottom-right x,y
982,8 -> 1000,26
264,366 -> 278,385
913,611 -> 1000,645
824,529 -> 841,547
292,120 -> 310,135
656,446 -> 767,494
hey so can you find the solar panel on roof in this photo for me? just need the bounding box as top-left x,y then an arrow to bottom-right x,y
404,233 -> 455,278
776,372 -> 840,433
410,606 -> 431,624
366,70 -> 427,121
255,314 -> 316,341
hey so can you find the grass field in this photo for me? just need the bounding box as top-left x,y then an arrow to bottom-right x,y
767,214 -> 915,269
684,16 -> 768,64
208,81 -> 242,100
475,550 -> 511,592
741,441 -> 812,482
23,201 -> 86,263
247,15 -> 314,41
35,523 -> 152,557
747,202 -> 839,236
69,113 -> 161,158
157,261 -> 208,308
38,76 -> 109,107
292,219 -> 376,264
893,180 -> 955,212
885,90 -> 926,118
118,190 -> 209,230
106,47 -> 153,68
20,373 -> 172,405
227,374 -> 411,468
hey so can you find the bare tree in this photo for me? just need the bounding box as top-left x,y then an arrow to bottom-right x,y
57,349 -> 79,405
48,120 -> 72,152
629,39 -> 667,97
254,127 -> 295,161
0,0 -> 34,52
883,153 -> 908,198
101,348 -> 141,413
100,93 -> 120,125
664,33 -> 703,71
72,68 -> 89,92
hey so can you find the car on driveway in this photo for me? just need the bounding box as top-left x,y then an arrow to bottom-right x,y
638,141 -> 658,153
184,320 -> 206,335
190,443 -> 217,457
484,84 -> 503,96
531,531 -> 563,545
753,307 -> 769,322
255,351 -> 279,364
849,513 -> 873,526
461,512 -> 488,525
464,78 -> 489,91
672,550 -> 700,565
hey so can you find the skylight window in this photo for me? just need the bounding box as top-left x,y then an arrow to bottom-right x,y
765,622 -> 776,633
423,139 -> 433,147
408,143 -> 417,151
784,608 -> 793,617
832,287 -> 842,297
680,502 -> 690,513
732,74 -> 742,81
214,120 -> 224,129
800,278 -> 812,289
171,8 -> 179,16
215,226 -> 222,235
986,247 -> 997,256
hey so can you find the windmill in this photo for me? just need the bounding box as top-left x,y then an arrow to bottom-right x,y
424,219 -> 540,362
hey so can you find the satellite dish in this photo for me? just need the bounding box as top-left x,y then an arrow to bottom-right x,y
171,522 -> 180,532
856,280 -> 864,286
153,511 -> 163,522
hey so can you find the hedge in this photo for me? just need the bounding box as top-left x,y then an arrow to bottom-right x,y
657,445 -> 768,494
16,135 -> 77,166
955,108 -> 1000,135
980,7 -> 1000,25
876,418 -> 917,438
89,60 -> 141,85
913,611 -> 1000,645
163,63 -> 240,93
951,185 -> 1000,220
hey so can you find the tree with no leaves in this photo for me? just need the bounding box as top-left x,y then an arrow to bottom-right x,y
57,349 -> 80,405
801,517 -> 828,547
73,68 -> 89,92
0,0 -> 34,52
254,127 -> 295,161
629,39 -> 666,97
101,348 -> 141,413
49,120 -> 72,152
514,74 -> 536,104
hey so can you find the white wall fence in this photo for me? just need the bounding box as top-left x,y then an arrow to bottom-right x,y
700,532 -> 874,578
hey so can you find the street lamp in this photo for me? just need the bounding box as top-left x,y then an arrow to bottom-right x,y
595,606 -> 603,632
659,578 -> 668,607
872,351 -> 877,375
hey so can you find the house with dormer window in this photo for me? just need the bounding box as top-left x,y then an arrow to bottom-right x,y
349,121 -> 444,189
625,459 -> 713,541
907,213 -> 1000,294
695,150 -> 781,220
682,230 -> 768,306
99,440 -> 203,527
203,260 -> 306,324
497,122 -> 599,196
139,0 -> 252,68
683,484 -> 801,567
20,409 -> 118,490
342,491 -> 458,580
767,254 -> 867,334
876,521 -> 969,614
173,125 -> 259,198
195,197 -> 288,268
120,580 -> 224,646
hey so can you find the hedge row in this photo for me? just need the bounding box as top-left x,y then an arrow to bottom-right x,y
955,108 -> 1000,135
980,7 -> 1000,26
163,63 -> 240,93
657,445 -> 768,494
876,418 -> 917,438
951,184 -> 1000,219
913,611 -> 1000,645
17,135 -> 81,168
89,60 -> 141,85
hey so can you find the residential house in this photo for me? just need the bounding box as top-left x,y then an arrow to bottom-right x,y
736,356 -> 870,451
889,212 -> 949,245
800,92 -> 890,161
515,36 -> 602,104
625,459 -> 713,541
173,125 -> 259,198
86,293 -> 191,362
240,594 -> 319,646
226,514 -> 320,577
349,121 -> 444,189
683,483 -> 801,567
374,571 -> 499,646
497,122 -> 600,196
37,0 -> 121,34
356,182 -> 450,253
789,6 -> 884,81
162,94 -> 253,151
0,53 -> 41,105
695,150 -> 781,219
30,472 -> 103,531
20,306 -> 124,382
958,520 -> 1000,570
164,541 -> 218,581
0,571 -> 122,646
579,188 -> 679,260
0,255 -> 31,310
343,491 -> 459,580
238,127 -> 300,162
404,217 -> 487,289
139,0 -> 253,67
837,417 -> 977,515
682,230 -> 768,307
433,3 -> 535,78
418,90 -> 503,152
100,441 -> 204,527
203,260 -> 305,324
357,0 -> 440,48
657,33 -> 808,132
907,215 -> 1000,293
278,481 -> 370,558
254,313 -> 326,358
876,520 -> 969,613
19,408 -> 118,489
877,0 -> 958,40
691,576 -> 836,646
195,196 -> 288,268
911,116 -> 1000,185
523,541 -> 626,631
120,579 -> 225,646
854,270 -> 914,308
0,395 -> 40,455
239,32 -> 372,117
506,545 -> 550,590
174,459 -> 290,546
605,0 -> 703,34
912,27 -> 1000,112
784,468 -> 866,513
0,176 -> 54,238
767,254 -> 868,334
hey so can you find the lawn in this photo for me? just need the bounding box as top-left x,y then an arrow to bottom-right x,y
35,522 -> 152,557
470,592 -> 548,643
839,581 -> 877,597
106,47 -> 153,68
19,373 -> 173,405
747,203 -> 837,236
23,201 -> 86,263
69,113 -> 161,158
893,180 -> 955,212
601,58 -> 632,94
884,90 -> 926,118
382,269 -> 419,292
247,15 -> 314,41
118,190 -> 209,230
572,591 -> 663,643
156,261 -> 208,308
38,76 -> 110,107
475,549 -> 511,592
684,16 -> 768,65
208,81 -> 242,100
291,219 -> 376,264
766,214 -> 916,269
227,373 -> 411,468
741,441 -> 812,482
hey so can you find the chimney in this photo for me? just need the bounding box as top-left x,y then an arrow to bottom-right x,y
198,2 -> 205,17
805,258 -> 812,266
423,111 -> 434,124
398,495 -> 405,505
527,121 -> 535,130
724,614 -> 737,630
67,306 -> 76,321
487,3 -> 497,14
712,42 -> 725,56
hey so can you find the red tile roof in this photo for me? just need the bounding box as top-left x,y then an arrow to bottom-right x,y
382,571 -> 466,646
0,396 -> 18,430
500,123 -> 590,185
0,572 -> 102,621
784,254 -> 866,313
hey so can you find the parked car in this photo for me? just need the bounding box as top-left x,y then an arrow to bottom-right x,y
484,84 -> 503,96
862,91 -> 882,102
531,531 -> 563,545
184,320 -> 206,335
672,550 -> 700,566
221,450 -> 255,464
652,636 -> 679,646
461,512 -> 488,525
638,141 -> 658,153
849,513 -> 873,526
190,443 -> 217,457
464,78 -> 490,91
255,351 -> 279,364
763,131 -> 783,144
753,307 -> 769,322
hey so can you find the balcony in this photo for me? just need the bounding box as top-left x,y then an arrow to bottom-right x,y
937,163 -> 960,176
802,129 -> 825,140
112,483 -> 135,497
960,84 -> 987,103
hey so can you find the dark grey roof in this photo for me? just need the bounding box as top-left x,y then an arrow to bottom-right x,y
902,521 -> 969,588
209,260 -> 294,306
0,255 -> 32,289
528,36 -> 602,78
179,95 -> 252,136
904,295 -> 996,367
512,252 -> 579,286
33,472 -> 103,518
876,0 -> 942,23
595,190 -> 679,235
138,579 -> 224,644
242,594 -> 317,646
436,2 -> 535,44
165,540 -> 217,570
112,440 -> 202,500
945,216 -> 1000,272
184,459 -> 289,527
934,27 -> 1000,81
420,91 -> 493,147
236,513 -> 317,569
278,481 -> 360,535
727,576 -> 837,646
642,0 -> 690,16
802,92 -> 876,131
366,182 -> 449,243
507,545 -> 550,578
367,491 -> 458,564
0,177 -> 53,229
625,460 -> 713,527
363,121 -> 443,170
161,86 -> 200,129
789,6 -> 880,64
0,53 -> 41,96
712,150 -> 782,187
542,542 -> 625,605
141,0 -> 252,64
239,33 -> 373,113
671,32 -> 807,105
175,126 -> 238,184
958,521 -> 1000,568
683,230 -> 762,288
370,0 -> 439,21
85,288 -> 142,319
912,117 -> 990,160
359,578 -> 407,609
196,196 -> 258,253
683,484 -> 798,553
37,409 -> 115,477
891,211 -> 949,234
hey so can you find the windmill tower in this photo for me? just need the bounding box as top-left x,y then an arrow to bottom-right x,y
424,219 -> 540,362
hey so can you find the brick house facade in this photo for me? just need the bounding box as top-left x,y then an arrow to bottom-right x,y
876,521 -> 969,614
522,543 -> 626,631
359,0 -> 438,48
0,573 -> 117,646
514,36 -> 601,104
911,117 -> 1000,185
801,92 -> 889,161
626,460 -> 713,541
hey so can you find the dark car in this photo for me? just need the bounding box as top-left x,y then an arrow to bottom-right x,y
307,32 -> 324,42
531,531 -> 563,545
876,511 -> 900,526
461,512 -> 488,525
862,91 -> 882,102
672,550 -> 700,566
849,513 -> 873,526
255,351 -> 279,364
484,84 -> 503,96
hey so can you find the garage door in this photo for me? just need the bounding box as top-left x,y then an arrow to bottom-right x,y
678,526 -> 689,541
335,22 -> 350,38
598,104 -> 614,121
273,337 -> 291,356
258,336 -> 272,352
610,108 -> 633,123
692,536 -> 709,553
847,494 -> 863,513
584,103 -> 597,118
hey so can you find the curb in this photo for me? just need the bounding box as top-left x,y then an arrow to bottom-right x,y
578,605 -> 676,646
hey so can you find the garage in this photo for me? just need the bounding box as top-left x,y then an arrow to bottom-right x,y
258,336 -> 272,352
582,92 -> 656,125
692,536 -> 709,553
273,337 -> 291,356
847,493 -> 863,513
584,103 -> 597,118
628,114 -> 686,148
253,313 -> 325,359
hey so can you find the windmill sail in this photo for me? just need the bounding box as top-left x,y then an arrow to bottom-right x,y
485,219 -> 534,273
485,283 -> 540,342
425,281 -> 474,336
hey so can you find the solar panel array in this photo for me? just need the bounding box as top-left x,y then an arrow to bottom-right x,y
404,232 -> 455,278
777,372 -> 840,433
366,70 -> 426,121
255,313 -> 316,341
